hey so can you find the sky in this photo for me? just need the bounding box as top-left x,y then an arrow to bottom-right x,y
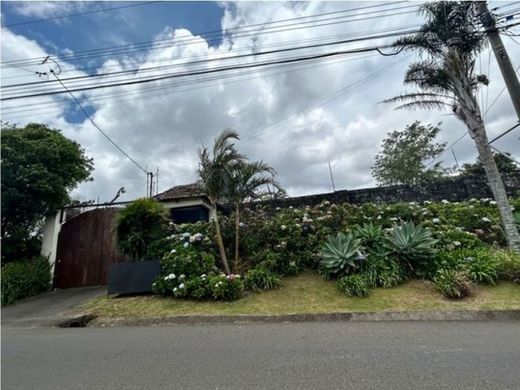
1,1 -> 519,204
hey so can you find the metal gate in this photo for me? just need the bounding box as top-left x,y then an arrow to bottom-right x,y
54,208 -> 128,289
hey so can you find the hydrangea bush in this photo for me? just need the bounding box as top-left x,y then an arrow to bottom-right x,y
149,197 -> 519,301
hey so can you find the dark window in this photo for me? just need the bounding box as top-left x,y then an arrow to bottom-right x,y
170,206 -> 209,224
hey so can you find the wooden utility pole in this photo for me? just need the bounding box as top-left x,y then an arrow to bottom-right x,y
477,1 -> 520,121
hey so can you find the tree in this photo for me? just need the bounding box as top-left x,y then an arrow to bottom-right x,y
198,129 -> 244,274
383,2 -> 520,250
459,152 -> 519,177
226,161 -> 281,273
372,121 -> 447,186
1,123 -> 94,262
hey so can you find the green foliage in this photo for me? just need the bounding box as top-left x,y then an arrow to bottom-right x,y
337,274 -> 372,297
494,250 -> 520,284
386,222 -> 437,275
433,248 -> 498,285
460,152 -> 519,178
1,257 -> 51,306
434,269 -> 472,299
354,223 -> 385,250
372,121 -> 446,186
115,198 -> 168,260
244,268 -> 281,291
362,254 -> 406,288
1,123 -> 93,262
319,232 -> 363,278
208,274 -> 244,301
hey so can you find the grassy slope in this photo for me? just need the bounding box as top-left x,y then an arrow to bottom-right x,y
76,272 -> 520,318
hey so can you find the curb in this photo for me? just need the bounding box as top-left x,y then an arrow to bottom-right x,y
87,309 -> 520,328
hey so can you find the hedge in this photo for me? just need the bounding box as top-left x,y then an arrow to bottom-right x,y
1,256 -> 51,306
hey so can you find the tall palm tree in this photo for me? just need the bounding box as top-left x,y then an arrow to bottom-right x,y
226,161 -> 282,273
198,129 -> 244,274
384,1 -> 520,250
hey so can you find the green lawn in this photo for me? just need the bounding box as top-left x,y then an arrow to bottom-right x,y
75,272 -> 520,318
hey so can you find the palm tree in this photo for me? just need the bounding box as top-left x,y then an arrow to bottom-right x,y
226,161 -> 282,273
384,1 -> 520,250
198,129 -> 244,274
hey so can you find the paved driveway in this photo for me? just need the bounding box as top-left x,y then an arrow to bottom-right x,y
1,286 -> 105,328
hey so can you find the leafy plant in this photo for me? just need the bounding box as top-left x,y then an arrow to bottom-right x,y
434,269 -> 472,299
115,198 -> 168,260
362,254 -> 406,288
337,274 -> 371,297
354,223 -> 385,250
1,256 -> 51,306
494,250 -> 520,284
386,222 -> 437,275
244,268 -> 281,292
463,249 -> 498,285
209,274 -> 244,301
319,232 -> 364,278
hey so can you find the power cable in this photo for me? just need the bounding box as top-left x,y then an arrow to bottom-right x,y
50,69 -> 148,174
2,1 -> 164,28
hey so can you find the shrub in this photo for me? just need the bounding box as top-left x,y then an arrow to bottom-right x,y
319,232 -> 364,278
1,256 -> 51,306
362,254 -> 406,288
386,222 -> 437,275
434,269 -> 472,299
432,228 -> 486,252
337,274 -> 371,297
209,274 -> 244,301
433,248 -> 498,285
256,251 -> 301,276
354,223 -> 385,250
244,268 -> 281,291
494,250 -> 520,283
115,198 -> 168,260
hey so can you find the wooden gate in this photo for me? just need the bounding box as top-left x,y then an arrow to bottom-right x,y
54,208 -> 128,289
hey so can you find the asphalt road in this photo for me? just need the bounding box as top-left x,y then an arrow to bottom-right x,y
2,321 -> 520,389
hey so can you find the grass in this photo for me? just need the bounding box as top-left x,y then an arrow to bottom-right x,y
74,271 -> 520,319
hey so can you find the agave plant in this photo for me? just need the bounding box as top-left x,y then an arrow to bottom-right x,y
319,232 -> 364,278
386,222 -> 437,274
354,223 -> 385,250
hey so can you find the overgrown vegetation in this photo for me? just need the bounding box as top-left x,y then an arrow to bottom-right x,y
1,256 -> 51,306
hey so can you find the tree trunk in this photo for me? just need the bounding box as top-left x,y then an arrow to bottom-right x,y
470,122 -> 520,250
212,204 -> 231,274
448,51 -> 520,250
234,203 -> 240,274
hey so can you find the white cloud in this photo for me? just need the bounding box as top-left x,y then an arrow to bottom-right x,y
2,1 -> 519,203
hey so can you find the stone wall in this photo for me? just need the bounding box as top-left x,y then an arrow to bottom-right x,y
245,173 -> 520,210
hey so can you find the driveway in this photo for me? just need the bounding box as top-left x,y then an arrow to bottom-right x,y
1,286 -> 105,328
2,321 -> 520,389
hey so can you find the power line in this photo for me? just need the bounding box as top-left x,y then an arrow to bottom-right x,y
2,1 -> 164,28
50,69 -> 148,174
1,32 -> 416,101
488,122 -> 520,144
1,1 -> 412,67
2,27 -> 416,90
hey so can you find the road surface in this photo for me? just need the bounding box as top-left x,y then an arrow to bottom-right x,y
2,321 -> 519,389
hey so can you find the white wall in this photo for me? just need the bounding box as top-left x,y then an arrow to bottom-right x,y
40,211 -> 62,276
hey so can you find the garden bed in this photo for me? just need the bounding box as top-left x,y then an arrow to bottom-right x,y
72,271 -> 520,318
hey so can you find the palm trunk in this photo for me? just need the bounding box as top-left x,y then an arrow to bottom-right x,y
449,53 -> 520,251
234,203 -> 240,274
212,204 -> 231,274
471,123 -> 520,250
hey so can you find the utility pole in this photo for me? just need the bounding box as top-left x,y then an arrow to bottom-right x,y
328,162 -> 336,193
477,1 -> 520,121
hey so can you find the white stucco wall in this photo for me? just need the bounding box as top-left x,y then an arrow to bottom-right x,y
160,198 -> 215,220
40,211 -> 62,275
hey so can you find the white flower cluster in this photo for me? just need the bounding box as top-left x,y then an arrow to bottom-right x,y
164,273 -> 176,281
481,217 -> 491,223
189,232 -> 204,243
441,199 -> 450,204
432,218 -> 440,224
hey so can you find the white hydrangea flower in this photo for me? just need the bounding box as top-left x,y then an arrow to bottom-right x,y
239,222 -> 245,228
170,249 -> 177,254
390,217 -> 398,221
173,287 -> 178,292
441,199 -> 449,204
179,283 -> 185,289
489,200 -> 497,206
376,215 -> 382,220
453,241 -> 461,247
432,218 -> 440,224
482,217 -> 491,223
179,274 -> 186,279
280,225 -> 287,230
183,242 -> 189,248
276,207 -> 281,211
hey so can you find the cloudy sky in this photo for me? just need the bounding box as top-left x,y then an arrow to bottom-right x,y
1,1 -> 519,203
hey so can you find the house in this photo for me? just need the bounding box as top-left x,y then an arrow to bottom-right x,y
154,182 -> 214,223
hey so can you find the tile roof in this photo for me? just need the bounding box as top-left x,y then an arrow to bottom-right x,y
154,182 -> 207,201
